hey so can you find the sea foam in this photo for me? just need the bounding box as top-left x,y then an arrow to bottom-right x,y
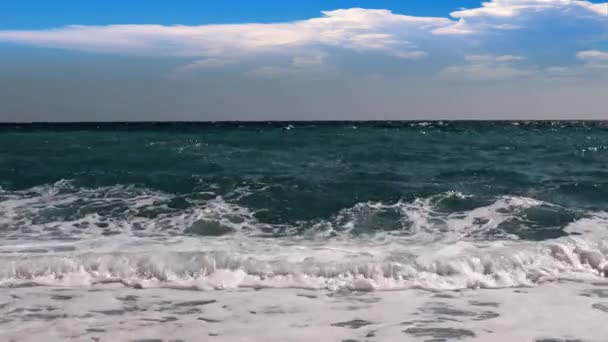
1,182 -> 607,292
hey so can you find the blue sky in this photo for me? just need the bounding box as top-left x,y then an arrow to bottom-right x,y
0,1 -> 490,27
0,0 -> 607,121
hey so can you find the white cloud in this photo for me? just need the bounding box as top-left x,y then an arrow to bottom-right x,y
0,9 -> 447,65
545,66 -> 581,77
396,51 -> 428,59
575,50 -> 608,72
432,19 -> 475,35
247,51 -> 332,79
291,52 -> 327,67
442,0 -> 608,36
540,50 -> 608,80
0,2 -> 606,78
247,66 -> 293,78
176,58 -> 237,72
466,54 -> 526,62
440,54 -> 538,81
246,65 -> 332,79
577,50 -> 608,63
451,0 -> 607,18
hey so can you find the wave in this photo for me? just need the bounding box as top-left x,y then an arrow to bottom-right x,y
311,192 -> 572,245
0,180 -> 591,242
1,211 -> 607,292
0,180 -> 263,241
0,226 -> 607,291
2,181 -> 607,292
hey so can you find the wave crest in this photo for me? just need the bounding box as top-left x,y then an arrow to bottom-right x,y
2,222 -> 607,291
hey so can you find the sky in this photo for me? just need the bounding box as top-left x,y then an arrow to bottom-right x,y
0,0 -> 607,121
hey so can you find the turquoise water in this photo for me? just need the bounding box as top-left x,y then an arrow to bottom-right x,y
1,121 -> 608,240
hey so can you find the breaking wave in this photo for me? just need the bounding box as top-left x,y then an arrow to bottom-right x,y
1,181 -> 608,292
1,222 -> 607,291
0,180 -> 579,242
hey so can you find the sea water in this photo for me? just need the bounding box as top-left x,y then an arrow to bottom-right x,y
1,121 -> 608,341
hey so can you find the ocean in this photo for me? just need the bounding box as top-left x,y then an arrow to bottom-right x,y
1,121 -> 608,341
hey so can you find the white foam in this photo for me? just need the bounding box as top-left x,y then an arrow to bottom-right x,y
324,193 -> 546,242
0,180 -> 262,242
1,281 -> 607,342
0,221 -> 606,292
2,184 -> 608,292
0,182 -> 553,244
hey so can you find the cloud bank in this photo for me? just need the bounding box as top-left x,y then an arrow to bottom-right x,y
0,0 -> 606,80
